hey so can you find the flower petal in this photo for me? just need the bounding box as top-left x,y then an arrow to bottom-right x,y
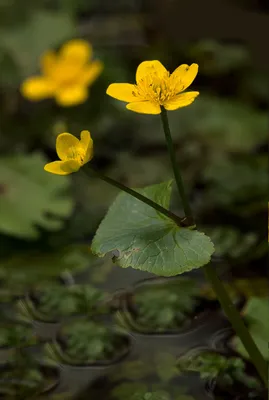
106,83 -> 138,102
170,63 -> 199,93
80,130 -> 93,163
126,101 -> 161,114
20,77 -> 55,101
56,85 -> 88,107
164,91 -> 199,111
60,39 -> 92,64
80,60 -> 104,86
40,50 -> 57,77
56,133 -> 80,161
136,60 -> 168,82
44,160 -> 80,175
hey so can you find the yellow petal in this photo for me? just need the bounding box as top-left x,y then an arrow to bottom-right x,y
40,50 -> 57,77
44,160 -> 80,175
80,130 -> 93,163
80,60 -> 103,86
55,85 -> 88,107
56,133 -> 80,161
20,77 -> 55,101
164,91 -> 199,111
136,60 -> 168,82
170,63 -> 199,93
126,101 -> 161,114
106,83 -> 138,102
60,39 -> 92,64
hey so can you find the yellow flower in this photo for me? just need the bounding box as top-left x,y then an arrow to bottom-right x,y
21,39 -> 103,107
44,130 -> 93,175
106,60 -> 199,114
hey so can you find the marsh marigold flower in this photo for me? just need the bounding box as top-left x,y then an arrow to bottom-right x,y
21,39 -> 103,107
44,130 -> 93,175
106,60 -> 199,114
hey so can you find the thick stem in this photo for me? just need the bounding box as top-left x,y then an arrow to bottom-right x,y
84,167 -> 188,228
160,107 -> 194,225
160,108 -> 268,387
204,263 -> 268,385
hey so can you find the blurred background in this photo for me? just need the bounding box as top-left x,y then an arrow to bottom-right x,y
0,1 -> 268,399
0,0 -> 267,286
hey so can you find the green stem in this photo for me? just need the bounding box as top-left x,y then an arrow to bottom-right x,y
83,167 -> 188,227
160,107 -> 268,387
203,264 -> 268,385
160,107 -> 194,225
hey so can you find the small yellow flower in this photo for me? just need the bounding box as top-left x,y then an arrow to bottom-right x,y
106,60 -> 199,114
44,130 -> 93,175
21,39 -> 103,107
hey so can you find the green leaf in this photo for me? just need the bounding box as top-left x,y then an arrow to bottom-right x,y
92,181 -> 214,277
155,353 -> 180,382
231,297 -> 269,361
112,383 -> 148,400
0,152 -> 74,239
0,10 -> 76,78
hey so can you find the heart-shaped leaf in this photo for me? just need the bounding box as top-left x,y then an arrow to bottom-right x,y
92,181 -> 214,277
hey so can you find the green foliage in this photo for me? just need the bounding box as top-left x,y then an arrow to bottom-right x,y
109,354 -> 194,400
132,279 -> 200,331
0,323 -> 36,348
112,383 -> 148,400
130,390 -> 171,400
188,96 -> 267,153
188,40 -> 250,74
231,297 -> 269,361
203,156 -> 267,213
200,278 -> 269,302
92,181 -> 214,277
179,351 -> 261,389
111,360 -> 153,382
0,9 -> 76,81
0,353 -> 58,399
46,320 -> 128,364
0,245 -> 92,287
112,384 -> 192,400
0,367 -> 44,398
0,153 -> 74,239
203,226 -> 257,259
111,353 -> 180,384
18,282 -> 106,322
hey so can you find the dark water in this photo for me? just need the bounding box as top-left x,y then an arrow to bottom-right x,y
0,266 -> 266,400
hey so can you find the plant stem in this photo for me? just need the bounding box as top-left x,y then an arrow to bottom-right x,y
203,263 -> 268,385
160,107 -> 268,387
83,167 -> 188,227
160,107 -> 194,226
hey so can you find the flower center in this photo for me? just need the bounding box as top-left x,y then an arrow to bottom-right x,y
134,73 -> 177,105
66,146 -> 85,165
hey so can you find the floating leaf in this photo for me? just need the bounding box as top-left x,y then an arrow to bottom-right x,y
0,152 -> 74,239
92,181 -> 214,277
